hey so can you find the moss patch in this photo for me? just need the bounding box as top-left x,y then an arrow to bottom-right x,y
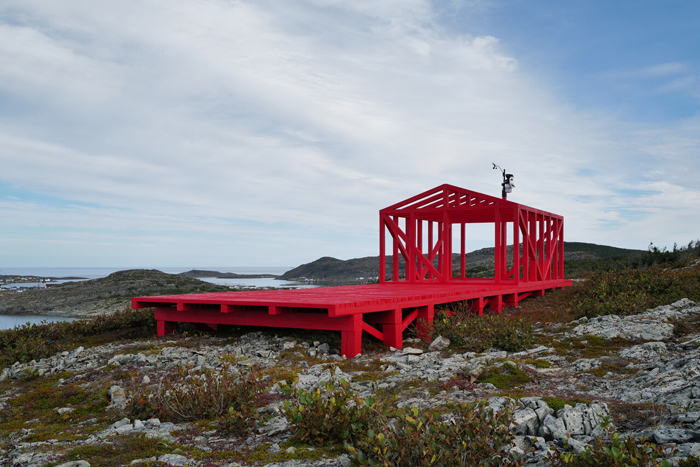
520,358 -> 552,368
50,433 -> 175,467
477,363 -> 532,390
541,396 -> 590,411
586,357 -> 637,378
548,335 -> 638,359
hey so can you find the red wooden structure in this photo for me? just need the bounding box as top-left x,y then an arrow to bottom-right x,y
380,184 -> 566,288
132,184 -> 571,357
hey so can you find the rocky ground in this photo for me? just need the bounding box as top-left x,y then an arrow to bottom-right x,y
2,299 -> 700,466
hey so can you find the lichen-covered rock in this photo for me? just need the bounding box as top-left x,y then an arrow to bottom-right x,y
620,341 -> 668,361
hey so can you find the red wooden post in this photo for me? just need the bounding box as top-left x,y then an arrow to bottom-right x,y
437,221 -> 443,278
393,216 -> 399,282
552,217 -> 557,279
417,219 -> 423,282
157,319 -> 174,337
531,213 -> 536,279
520,210 -> 528,283
341,314 -> 363,358
408,214 -> 415,283
379,214 -> 386,283
428,221 -> 434,279
488,295 -> 503,314
460,222 -> 466,278
538,214 -> 545,281
503,222 -> 508,279
546,216 -> 553,279
382,308 -> 403,348
442,212 -> 451,281
513,207 -> 520,283
417,304 -> 434,340
495,208 -> 502,283
559,219 -> 565,280
470,297 -> 485,315
447,216 -> 453,280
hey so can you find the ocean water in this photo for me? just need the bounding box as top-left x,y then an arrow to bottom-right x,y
0,267 -> 305,288
0,314 -> 80,331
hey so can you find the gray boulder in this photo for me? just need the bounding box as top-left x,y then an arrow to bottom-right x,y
428,336 -> 450,351
511,407 -> 539,436
109,385 -> 127,408
620,341 -> 668,361
653,428 -> 696,444
538,414 -> 567,441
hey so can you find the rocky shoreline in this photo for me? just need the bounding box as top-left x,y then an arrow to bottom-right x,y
0,270 -> 231,318
1,299 -> 700,466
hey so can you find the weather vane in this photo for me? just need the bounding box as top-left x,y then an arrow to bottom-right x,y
492,163 -> 514,199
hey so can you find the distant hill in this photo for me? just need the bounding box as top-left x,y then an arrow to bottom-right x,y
279,242 -> 645,282
560,242 -> 641,258
178,270 -> 277,279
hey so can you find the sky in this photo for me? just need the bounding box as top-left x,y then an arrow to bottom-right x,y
0,0 -> 699,269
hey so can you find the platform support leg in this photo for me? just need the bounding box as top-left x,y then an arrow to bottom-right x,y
157,320 -> 175,337
382,308 -> 403,349
488,295 -> 503,314
341,315 -> 363,358
416,305 -> 434,340
534,289 -> 546,297
503,293 -> 518,307
470,297 -> 485,315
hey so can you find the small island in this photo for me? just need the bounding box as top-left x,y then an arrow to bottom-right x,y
178,270 -> 279,279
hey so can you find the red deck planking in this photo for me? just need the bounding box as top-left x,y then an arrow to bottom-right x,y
131,278 -> 570,357
132,184 -> 573,357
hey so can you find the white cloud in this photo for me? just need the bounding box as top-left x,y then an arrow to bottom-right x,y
642,62 -> 688,77
0,0 -> 699,266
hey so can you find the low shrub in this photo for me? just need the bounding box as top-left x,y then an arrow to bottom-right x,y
441,369 -> 478,391
430,307 -> 537,353
0,307 -> 156,366
673,312 -> 700,338
607,401 -> 668,432
546,418 -> 674,467
348,402 -> 522,467
567,264 -> 700,319
128,364 -> 263,436
282,380 -> 375,446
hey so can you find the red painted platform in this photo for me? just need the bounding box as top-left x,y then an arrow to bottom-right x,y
133,184 -> 573,356
131,278 -> 570,357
